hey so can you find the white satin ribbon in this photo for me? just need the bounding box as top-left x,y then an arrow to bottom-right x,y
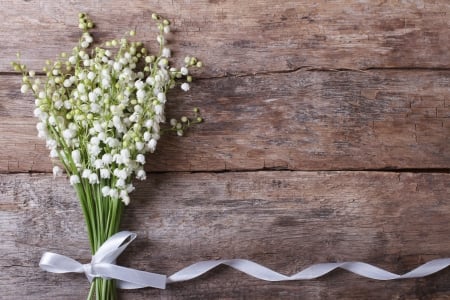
39,231 -> 167,289
40,231 -> 450,289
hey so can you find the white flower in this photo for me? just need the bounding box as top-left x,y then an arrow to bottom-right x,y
82,169 -> 92,178
100,168 -> 110,179
84,34 -> 93,43
113,153 -> 123,164
69,174 -> 80,185
36,122 -> 46,131
144,119 -> 153,129
33,108 -> 42,118
101,186 -> 110,197
157,92 -> 166,103
72,150 -> 81,164
119,57 -> 128,65
120,190 -> 130,205
49,149 -> 59,158
88,92 -> 98,102
109,188 -> 119,199
94,87 -> 102,95
68,56 -> 77,64
136,169 -> 146,180
157,35 -> 165,45
154,123 -> 161,134
113,62 -> 122,71
163,25 -> 170,34
126,184 -> 135,193
112,115 -> 122,126
46,139 -> 57,149
114,168 -> 128,180
77,83 -> 86,93
54,100 -> 63,110
136,89 -> 146,100
88,144 -> 101,157
68,122 -> 78,131
37,129 -> 48,139
132,106 -> 142,115
101,78 -> 110,88
143,131 -> 151,141
155,104 -> 163,115
147,138 -> 157,152
48,115 -> 56,126
181,82 -> 190,91
135,141 -> 144,151
93,122 -> 102,132
53,166 -> 63,178
98,132 -> 106,141
94,159 -> 103,169
146,76 -> 155,86
102,153 -> 113,165
64,100 -> 72,109
136,154 -> 145,164
90,103 -> 100,113
158,59 -> 168,68
89,173 -> 99,184
106,137 -> 120,148
86,72 -> 95,81
134,80 -> 144,90
63,129 -> 75,140
129,114 -> 137,123
20,84 -> 29,94
116,178 -> 126,189
90,136 -> 100,145
162,47 -> 171,57
180,67 -> 188,75
120,149 -> 130,160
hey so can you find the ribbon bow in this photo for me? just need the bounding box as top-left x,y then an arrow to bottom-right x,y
39,231 -> 167,289
40,231 -> 450,290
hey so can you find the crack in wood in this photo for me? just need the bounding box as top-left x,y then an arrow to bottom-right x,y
3,66 -> 450,80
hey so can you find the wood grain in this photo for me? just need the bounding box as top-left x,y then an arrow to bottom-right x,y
1,171 -> 450,299
1,0 -> 450,76
1,70 -> 449,173
1,0 -> 449,299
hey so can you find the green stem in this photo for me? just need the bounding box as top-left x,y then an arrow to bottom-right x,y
87,281 -> 95,300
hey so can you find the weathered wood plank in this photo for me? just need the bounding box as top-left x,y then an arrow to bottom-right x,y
1,171 -> 450,299
1,0 -> 450,75
1,70 -> 449,173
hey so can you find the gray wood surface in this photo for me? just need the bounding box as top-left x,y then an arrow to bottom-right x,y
2,172 -> 450,299
2,70 -> 449,173
1,0 -> 449,299
2,0 -> 450,76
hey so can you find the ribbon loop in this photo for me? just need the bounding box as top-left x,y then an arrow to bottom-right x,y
40,252 -> 85,274
39,231 -> 166,289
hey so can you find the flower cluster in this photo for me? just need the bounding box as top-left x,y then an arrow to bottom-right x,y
13,13 -> 202,205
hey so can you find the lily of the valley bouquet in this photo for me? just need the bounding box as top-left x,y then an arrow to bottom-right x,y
13,13 -> 202,299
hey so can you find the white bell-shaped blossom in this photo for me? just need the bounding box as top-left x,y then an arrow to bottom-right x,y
17,12 -> 202,206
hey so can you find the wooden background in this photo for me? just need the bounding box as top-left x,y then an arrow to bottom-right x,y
1,0 -> 450,299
